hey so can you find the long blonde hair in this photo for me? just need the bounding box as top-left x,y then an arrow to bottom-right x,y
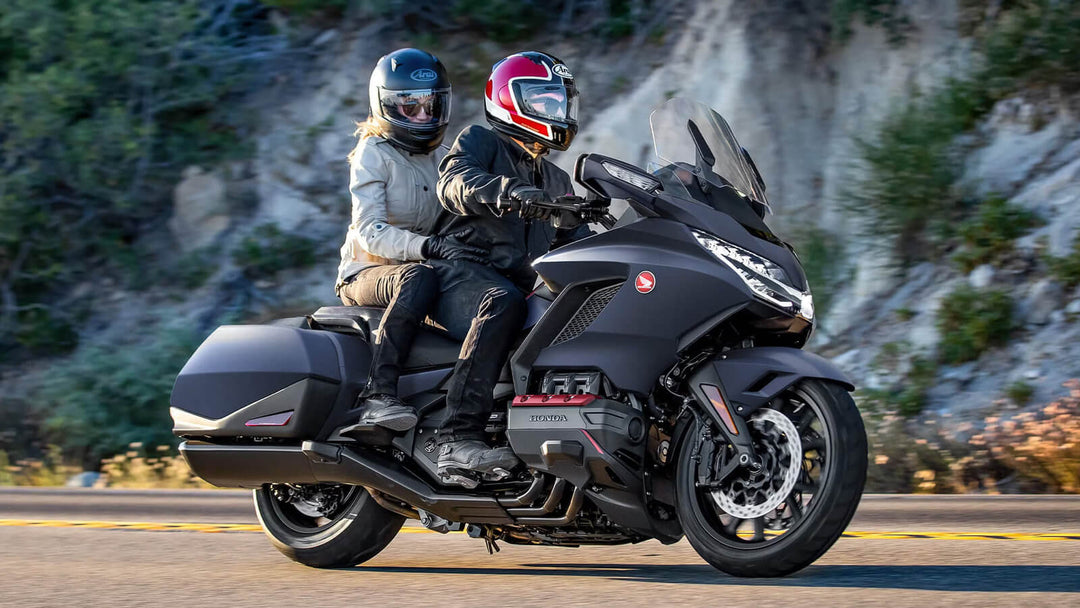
346,116 -> 384,164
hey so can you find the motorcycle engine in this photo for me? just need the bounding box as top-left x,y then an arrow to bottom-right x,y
539,371 -> 620,399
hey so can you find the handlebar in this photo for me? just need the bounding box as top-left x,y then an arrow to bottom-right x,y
544,196 -> 618,230
496,194 -> 617,229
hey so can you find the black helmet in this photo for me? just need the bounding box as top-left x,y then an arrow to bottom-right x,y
368,48 -> 452,154
484,51 -> 578,151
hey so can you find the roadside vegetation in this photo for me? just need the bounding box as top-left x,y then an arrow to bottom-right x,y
859,341 -> 937,417
935,286 -> 1015,364
0,0 -> 287,359
789,227 -> 846,324
30,325 -> 205,468
266,0 -> 666,42
859,379 -> 1080,493
0,443 -> 209,488
844,0 -> 1080,266
1046,236 -> 1080,289
952,197 -> 1041,272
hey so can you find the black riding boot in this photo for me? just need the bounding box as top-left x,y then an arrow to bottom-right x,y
342,393 -> 417,435
436,440 -> 519,487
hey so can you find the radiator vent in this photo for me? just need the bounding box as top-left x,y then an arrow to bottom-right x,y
551,283 -> 623,346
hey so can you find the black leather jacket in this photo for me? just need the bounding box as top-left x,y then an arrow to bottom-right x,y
436,125 -> 589,291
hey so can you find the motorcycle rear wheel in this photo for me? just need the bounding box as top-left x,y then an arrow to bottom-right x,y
675,379 -> 867,577
254,483 -> 404,568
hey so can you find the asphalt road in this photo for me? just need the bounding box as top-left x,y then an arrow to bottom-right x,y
1,489 -> 1079,607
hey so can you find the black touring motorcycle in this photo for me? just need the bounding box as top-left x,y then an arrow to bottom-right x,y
170,98 -> 867,577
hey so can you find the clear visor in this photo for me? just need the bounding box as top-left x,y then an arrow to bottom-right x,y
379,88 -> 451,127
518,84 -> 577,123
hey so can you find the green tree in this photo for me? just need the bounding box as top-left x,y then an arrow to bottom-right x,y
34,325 -> 203,467
0,0 -> 283,357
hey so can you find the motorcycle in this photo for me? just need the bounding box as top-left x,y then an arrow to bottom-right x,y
170,98 -> 867,577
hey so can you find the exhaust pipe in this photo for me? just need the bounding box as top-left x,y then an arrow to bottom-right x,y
180,440 -> 512,524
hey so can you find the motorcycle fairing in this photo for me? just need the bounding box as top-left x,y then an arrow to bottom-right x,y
528,219 -> 754,395
688,347 -> 854,418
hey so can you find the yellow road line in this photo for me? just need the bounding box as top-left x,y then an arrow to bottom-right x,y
0,519 -> 441,534
1,519 -> 1078,540
839,531 -> 1080,541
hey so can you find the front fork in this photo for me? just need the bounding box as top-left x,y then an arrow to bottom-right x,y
687,375 -> 764,464
683,393 -> 762,489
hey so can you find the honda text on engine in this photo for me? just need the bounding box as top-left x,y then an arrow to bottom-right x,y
169,98 -> 867,577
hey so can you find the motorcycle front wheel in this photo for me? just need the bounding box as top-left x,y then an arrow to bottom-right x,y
254,483 -> 404,568
675,379 -> 867,577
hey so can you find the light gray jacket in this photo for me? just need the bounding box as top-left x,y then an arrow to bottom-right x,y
336,136 -> 446,292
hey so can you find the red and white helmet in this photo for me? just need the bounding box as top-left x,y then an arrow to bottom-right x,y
484,51 -> 578,151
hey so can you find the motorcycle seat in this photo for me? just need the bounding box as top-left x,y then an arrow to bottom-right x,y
310,306 -> 462,370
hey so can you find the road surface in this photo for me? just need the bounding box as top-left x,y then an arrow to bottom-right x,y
1,489 -> 1078,607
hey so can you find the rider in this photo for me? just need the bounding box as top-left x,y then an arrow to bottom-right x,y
430,51 -> 589,481
336,48 -> 487,435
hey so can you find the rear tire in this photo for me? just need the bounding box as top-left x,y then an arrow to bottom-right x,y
675,380 -> 866,577
254,484 -> 404,568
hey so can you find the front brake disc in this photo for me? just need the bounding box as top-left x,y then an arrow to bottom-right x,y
711,408 -> 802,519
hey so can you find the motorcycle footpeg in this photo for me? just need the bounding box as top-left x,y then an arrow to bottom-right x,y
327,420 -> 394,446
438,469 -> 480,489
482,467 -> 512,482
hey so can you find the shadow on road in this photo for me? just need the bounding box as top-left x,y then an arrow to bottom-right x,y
356,564 -> 1080,592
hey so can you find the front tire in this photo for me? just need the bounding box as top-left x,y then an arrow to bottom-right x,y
254,483 -> 404,568
675,380 -> 867,577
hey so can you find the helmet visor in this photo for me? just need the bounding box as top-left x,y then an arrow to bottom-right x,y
519,84 -> 577,124
379,88 -> 451,127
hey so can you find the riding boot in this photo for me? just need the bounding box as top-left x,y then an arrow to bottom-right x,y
341,393 -> 417,435
436,439 -> 519,485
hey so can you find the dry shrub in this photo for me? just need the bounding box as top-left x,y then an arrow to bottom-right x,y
972,381 -> 1080,493
1,442 -> 212,488
861,379 -> 1080,494
98,444 -> 212,489
861,407 -> 993,493
0,446 -> 80,486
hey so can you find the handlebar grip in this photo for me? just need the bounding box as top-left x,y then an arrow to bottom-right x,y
538,195 -> 585,211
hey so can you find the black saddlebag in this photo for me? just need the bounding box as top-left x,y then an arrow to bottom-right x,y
170,324 -> 369,439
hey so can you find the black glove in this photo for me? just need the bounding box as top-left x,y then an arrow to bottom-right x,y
552,209 -> 583,229
421,226 -> 490,264
502,185 -> 553,221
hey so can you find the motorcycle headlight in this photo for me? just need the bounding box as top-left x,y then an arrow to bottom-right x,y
692,230 -> 814,321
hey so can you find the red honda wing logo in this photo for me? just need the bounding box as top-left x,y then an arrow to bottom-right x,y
635,271 -> 656,294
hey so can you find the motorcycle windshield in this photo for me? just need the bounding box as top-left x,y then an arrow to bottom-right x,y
650,98 -> 771,214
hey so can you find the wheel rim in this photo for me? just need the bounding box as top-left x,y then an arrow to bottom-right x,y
266,484 -> 362,534
691,386 -> 832,547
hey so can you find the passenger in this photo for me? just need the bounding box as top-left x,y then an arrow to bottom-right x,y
427,51 -> 591,483
336,48 -> 487,436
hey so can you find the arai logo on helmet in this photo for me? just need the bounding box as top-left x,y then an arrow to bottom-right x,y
410,68 -> 438,82
552,64 -> 573,79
